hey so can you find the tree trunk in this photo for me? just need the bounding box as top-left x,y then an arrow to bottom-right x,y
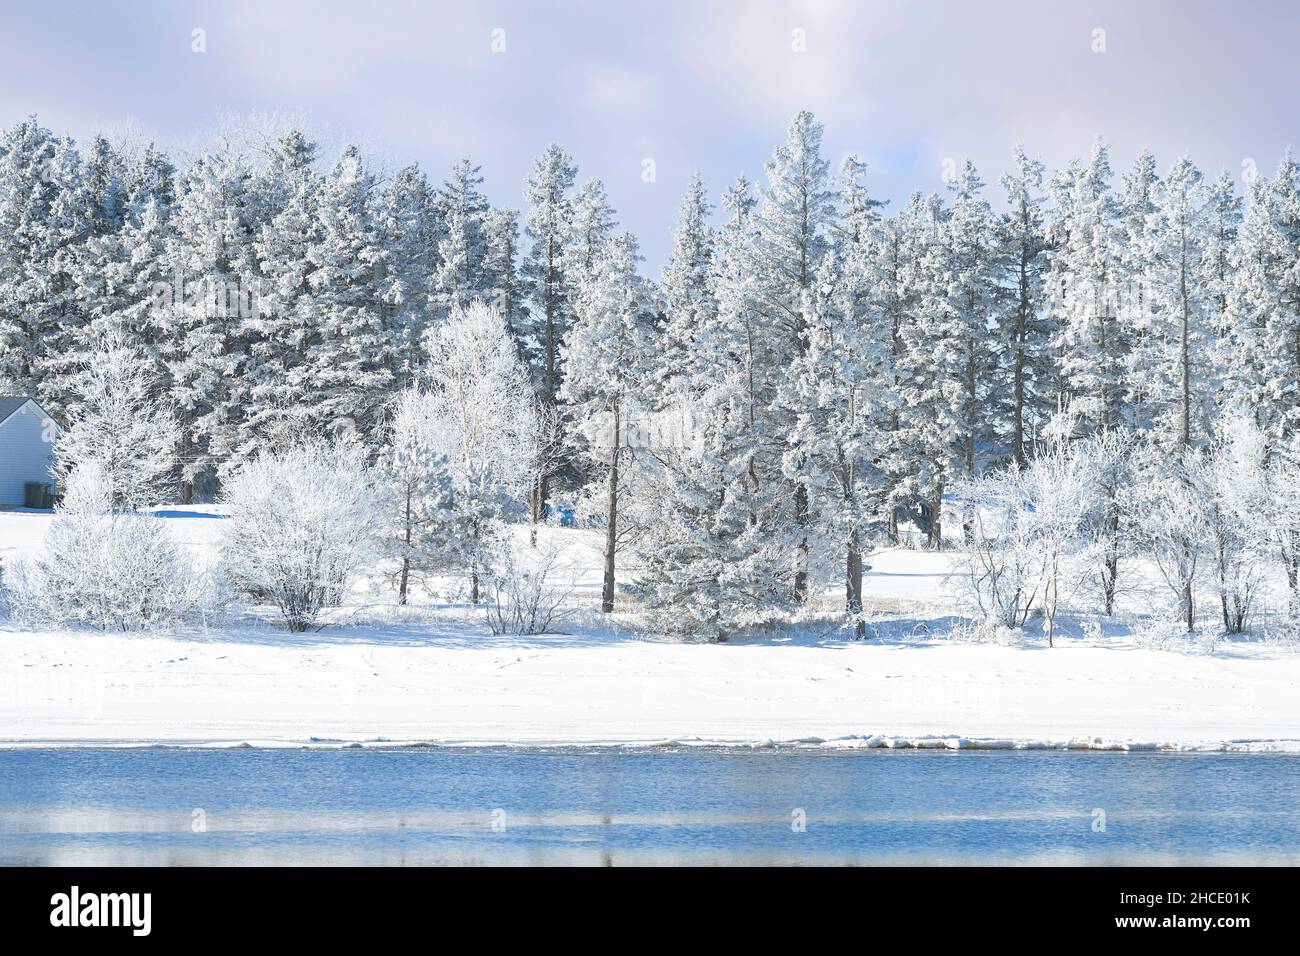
928,479 -> 944,551
1012,243 -> 1029,467
529,476 -> 544,547
1179,248 -> 1191,447
846,527 -> 864,639
601,405 -> 620,614
398,485 -> 412,605
793,481 -> 809,602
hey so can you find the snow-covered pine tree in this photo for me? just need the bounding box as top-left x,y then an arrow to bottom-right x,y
434,158 -> 491,318
1224,155 -> 1300,441
657,174 -> 715,380
870,192 -> 929,543
37,134 -> 130,416
634,175 -> 787,639
482,207 -> 527,347
1116,151 -> 1161,431
1047,142 -> 1128,434
753,110 -> 835,598
936,161 -> 1000,539
996,146 -> 1053,466
520,143 -> 578,522
561,232 -> 658,613
1142,156 -> 1211,448
1199,170 -> 1242,423
162,147 -> 259,499
563,178 -> 617,290
55,326 -> 177,509
301,146 -> 396,441
242,131 -> 320,461
374,163 -> 441,388
0,122 -> 84,407
1256,154 -> 1300,441
783,246 -> 890,636
779,155 -> 890,632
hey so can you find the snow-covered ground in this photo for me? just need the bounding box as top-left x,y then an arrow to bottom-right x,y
2,508 -> 1299,751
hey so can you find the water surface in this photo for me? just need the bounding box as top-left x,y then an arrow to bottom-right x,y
1,748 -> 1296,865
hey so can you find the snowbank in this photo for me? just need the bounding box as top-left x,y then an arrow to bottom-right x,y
3,627 -> 1299,750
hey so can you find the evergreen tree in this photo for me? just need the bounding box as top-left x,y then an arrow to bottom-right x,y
434,158 -> 491,316
561,233 -> 657,613
996,146 -> 1052,466
163,148 -> 259,499
753,110 -> 835,598
301,146 -> 395,440
1144,156 -> 1211,448
1048,142 -> 1127,433
520,143 -> 578,521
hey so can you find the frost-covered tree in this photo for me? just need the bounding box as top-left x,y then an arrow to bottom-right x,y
163,147 -> 260,499
561,233 -> 657,613
1142,156 -> 1211,447
242,131 -> 320,459
658,173 -> 715,378
892,190 -> 954,547
434,158 -> 491,317
870,193 -> 931,542
521,144 -> 577,404
635,175 -> 784,639
936,161 -> 1000,537
1048,143 -> 1127,433
374,163 -> 441,387
1019,421 -> 1097,645
1225,155 -> 1300,441
952,418 -> 1096,644
482,207 -> 527,345
220,438 -> 381,632
41,134 -> 129,413
422,302 -> 537,602
381,388 -> 461,604
1198,170 -> 1242,424
0,121 -> 87,407
996,146 -> 1052,466
301,146 -> 395,440
1115,151 -> 1161,431
563,178 -> 617,288
55,327 -> 177,509
783,156 -> 891,633
520,144 -> 578,519
1201,415 -> 1270,633
753,110 -> 836,598
1130,441 -> 1211,631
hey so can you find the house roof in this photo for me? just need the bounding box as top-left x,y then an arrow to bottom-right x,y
0,396 -> 62,432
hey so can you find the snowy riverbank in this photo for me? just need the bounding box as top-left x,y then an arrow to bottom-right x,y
3,509 -> 1300,751
3,627 -> 1299,751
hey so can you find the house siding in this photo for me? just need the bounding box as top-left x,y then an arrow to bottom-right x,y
0,405 -> 57,506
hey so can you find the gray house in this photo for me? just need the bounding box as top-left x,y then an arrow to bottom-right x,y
0,397 -> 62,508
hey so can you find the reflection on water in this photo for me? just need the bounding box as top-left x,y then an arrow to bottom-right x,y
1,748 -> 1297,865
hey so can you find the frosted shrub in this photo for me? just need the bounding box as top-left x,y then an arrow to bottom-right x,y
3,461 -> 209,631
1202,417 -> 1270,634
482,537 -> 576,636
951,469 -> 1043,631
220,439 -> 381,632
1131,446 -> 1212,634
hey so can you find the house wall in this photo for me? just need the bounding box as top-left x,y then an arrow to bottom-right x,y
0,405 -> 57,506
